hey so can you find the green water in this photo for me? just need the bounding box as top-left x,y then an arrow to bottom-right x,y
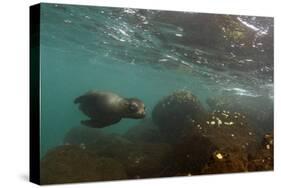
39,3 -> 273,157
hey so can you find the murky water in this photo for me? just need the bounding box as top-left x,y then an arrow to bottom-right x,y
39,3 -> 273,184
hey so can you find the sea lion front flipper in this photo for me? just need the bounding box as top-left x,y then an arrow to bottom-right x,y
81,117 -> 121,128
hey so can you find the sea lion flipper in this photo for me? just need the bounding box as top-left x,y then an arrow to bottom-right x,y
81,117 -> 121,128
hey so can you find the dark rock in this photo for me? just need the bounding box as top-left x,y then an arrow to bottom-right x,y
64,128 -> 137,163
123,118 -> 165,144
152,90 -> 206,143
63,126 -> 104,146
124,143 -> 173,179
172,131 -> 217,175
201,150 -> 248,174
171,111 -> 258,175
248,133 -> 273,171
40,145 -> 127,185
87,132 -> 173,179
93,157 -> 127,181
86,132 -> 173,179
88,133 -> 135,160
206,95 -> 273,133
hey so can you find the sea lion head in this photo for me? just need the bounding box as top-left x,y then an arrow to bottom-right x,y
124,98 -> 146,119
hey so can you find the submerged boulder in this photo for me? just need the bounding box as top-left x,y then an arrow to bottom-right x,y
63,126 -> 105,146
206,94 -> 273,133
202,132 -> 273,174
86,133 -> 173,179
248,133 -> 273,171
93,157 -> 127,181
69,127 -> 174,179
201,150 -> 248,174
152,90 -> 206,143
89,133 -> 135,161
124,118 -> 165,144
172,110 -> 258,175
40,145 -> 127,185
124,143 -> 173,179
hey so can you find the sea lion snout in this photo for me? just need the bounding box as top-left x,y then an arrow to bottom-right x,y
127,98 -> 146,119
135,108 -> 146,118
128,110 -> 146,119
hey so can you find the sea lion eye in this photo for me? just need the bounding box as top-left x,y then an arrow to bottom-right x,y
129,103 -> 138,111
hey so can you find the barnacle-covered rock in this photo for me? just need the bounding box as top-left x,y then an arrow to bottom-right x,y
248,133 -> 273,171
152,90 -> 206,143
172,111 -> 258,175
201,150 -> 248,174
191,110 -> 258,153
206,95 -> 273,133
40,145 -> 127,184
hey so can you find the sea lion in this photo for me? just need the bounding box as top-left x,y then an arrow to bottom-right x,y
74,91 -> 146,128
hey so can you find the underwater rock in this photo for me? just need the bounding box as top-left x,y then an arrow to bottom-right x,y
40,145 -> 97,184
248,133 -> 273,171
89,133 -> 135,160
201,150 -> 248,174
193,110 -> 259,155
124,118 -> 165,144
172,132 -> 217,175
63,127 -> 145,162
206,95 -> 273,133
87,133 -> 173,178
124,143 -> 173,179
93,157 -> 127,181
63,126 -> 105,146
172,110 -> 258,175
152,90 -> 206,143
40,145 -> 127,185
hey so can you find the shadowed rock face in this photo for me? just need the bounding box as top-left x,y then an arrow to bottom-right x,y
171,110 -> 259,175
124,143 -> 173,179
202,133 -> 273,174
40,145 -> 127,185
201,150 -> 248,174
124,118 -> 165,144
87,133 -> 135,161
63,126 -> 105,146
248,133 -> 273,171
63,126 -> 173,179
206,95 -> 273,133
83,133 -> 173,179
152,90 -> 206,143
